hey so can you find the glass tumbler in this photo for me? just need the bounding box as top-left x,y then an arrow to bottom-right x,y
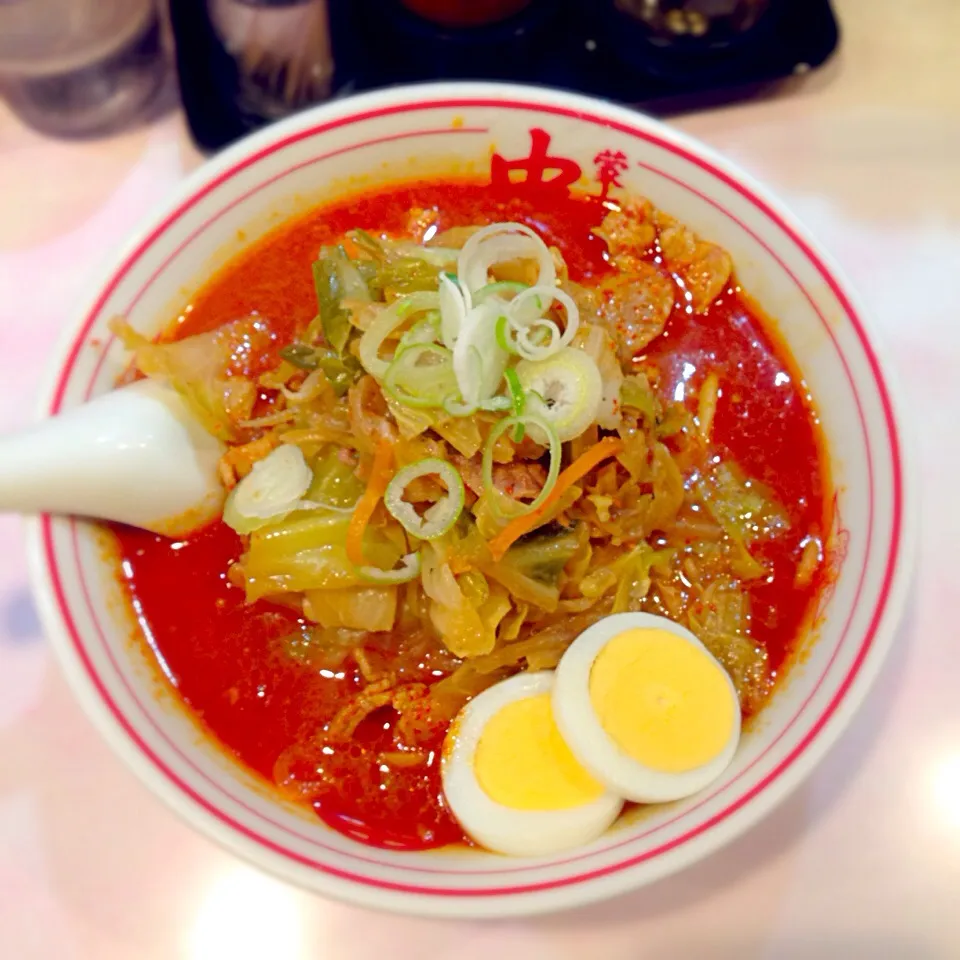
0,0 -> 167,138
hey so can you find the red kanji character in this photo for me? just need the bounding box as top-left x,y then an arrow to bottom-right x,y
594,149 -> 629,201
490,128 -> 582,198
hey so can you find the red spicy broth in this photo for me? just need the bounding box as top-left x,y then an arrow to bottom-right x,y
113,179 -> 831,851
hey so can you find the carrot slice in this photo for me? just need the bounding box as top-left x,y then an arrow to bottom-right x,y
487,437 -> 624,561
346,440 -> 394,566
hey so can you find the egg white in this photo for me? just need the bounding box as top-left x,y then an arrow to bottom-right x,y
441,671 -> 624,857
552,612 -> 741,804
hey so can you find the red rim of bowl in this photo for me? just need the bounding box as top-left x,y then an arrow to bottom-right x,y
28,88 -> 909,914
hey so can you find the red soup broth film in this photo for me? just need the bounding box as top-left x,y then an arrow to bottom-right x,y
113,180 -> 831,851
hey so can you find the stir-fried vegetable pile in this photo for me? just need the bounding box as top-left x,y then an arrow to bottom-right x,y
114,200 -> 806,750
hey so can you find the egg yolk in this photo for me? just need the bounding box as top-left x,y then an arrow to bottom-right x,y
589,628 -> 735,773
474,694 -> 605,810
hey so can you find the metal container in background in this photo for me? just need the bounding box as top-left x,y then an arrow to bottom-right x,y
600,0 -> 778,83
0,0 -> 167,139
207,0 -> 335,122
613,0 -> 772,46
168,0 -> 840,154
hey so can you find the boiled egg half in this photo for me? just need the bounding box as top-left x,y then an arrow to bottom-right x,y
441,671 -> 623,857
552,612 -> 741,804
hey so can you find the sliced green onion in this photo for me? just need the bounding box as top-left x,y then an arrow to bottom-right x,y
453,303 -> 509,407
507,286 -> 580,362
578,324 -> 625,429
313,347 -> 363,398
358,551 -> 422,585
439,273 -> 468,349
279,343 -> 319,371
312,252 -> 358,357
223,489 -> 267,535
385,458 -> 465,540
388,245 -> 458,268
223,444 -> 314,534
495,314 -> 519,355
503,368 -> 526,441
359,291 -> 440,379
512,320 -> 561,359
458,223 -> 557,305
383,342 -> 457,409
398,311 -> 442,350
504,368 -> 525,416
481,412 -> 561,519
281,368 -> 326,403
474,281 -> 529,305
443,394 -> 478,417
481,396 -> 512,412
516,347 -> 604,443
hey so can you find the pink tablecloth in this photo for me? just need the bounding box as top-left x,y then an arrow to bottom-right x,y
1,2 -> 958,956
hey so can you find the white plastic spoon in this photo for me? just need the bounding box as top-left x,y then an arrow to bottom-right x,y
0,380 -> 227,536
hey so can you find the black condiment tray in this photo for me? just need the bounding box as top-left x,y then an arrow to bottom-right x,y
168,0 -> 839,153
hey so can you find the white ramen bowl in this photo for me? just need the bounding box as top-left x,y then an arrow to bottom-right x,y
26,82 -> 915,918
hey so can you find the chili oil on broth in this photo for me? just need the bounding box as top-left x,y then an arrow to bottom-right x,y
640,284 -> 833,679
111,177 -> 832,852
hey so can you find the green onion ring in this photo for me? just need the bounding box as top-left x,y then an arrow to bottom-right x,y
495,314 -> 519,355
503,368 -> 527,441
481,412 -> 561,519
383,342 -> 456,409
442,395 -> 478,417
357,551 -> 422,584
384,458 -> 465,540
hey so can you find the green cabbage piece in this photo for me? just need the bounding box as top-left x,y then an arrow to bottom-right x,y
240,511 -> 402,601
112,317 -> 249,442
349,230 -> 449,295
687,578 -> 771,713
619,373 -> 659,425
306,447 -> 364,508
310,245 -> 372,357
698,460 -> 789,579
480,522 -> 582,611
382,393 -> 484,458
611,541 -> 675,613
277,344 -> 362,397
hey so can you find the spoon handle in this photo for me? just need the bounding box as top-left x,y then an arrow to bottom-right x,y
0,381 -> 226,535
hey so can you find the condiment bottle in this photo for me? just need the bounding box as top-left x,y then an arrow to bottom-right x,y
207,0 -> 334,121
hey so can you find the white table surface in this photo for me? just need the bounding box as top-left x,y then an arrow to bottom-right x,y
0,1 -> 957,956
